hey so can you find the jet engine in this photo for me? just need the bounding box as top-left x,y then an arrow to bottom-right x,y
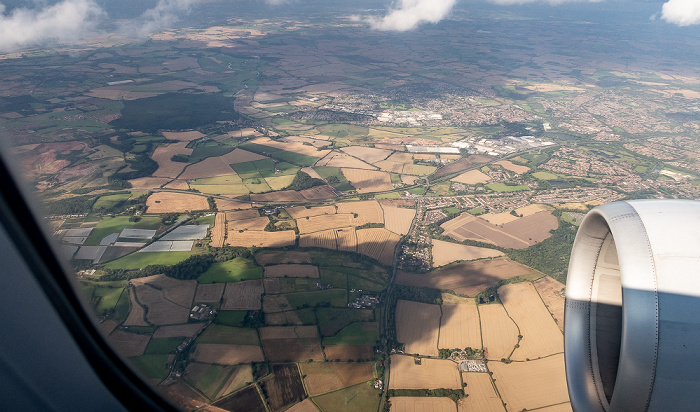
565,200 -> 700,412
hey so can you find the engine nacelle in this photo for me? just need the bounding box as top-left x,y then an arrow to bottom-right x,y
565,200 -> 700,412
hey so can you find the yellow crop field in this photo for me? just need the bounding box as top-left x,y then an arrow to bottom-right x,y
490,354 -> 569,412
162,131 -> 205,141
191,344 -> 264,365
146,192 -> 209,213
226,230 -> 295,248
494,160 -> 530,174
431,240 -> 504,267
400,175 -> 418,185
335,227 -> 357,252
388,355 -> 461,390
382,205 -> 415,235
297,214 -> 354,234
227,216 -> 269,231
215,199 -> 251,211
396,300 -> 441,356
451,170 -> 490,184
127,177 -> 171,189
391,397 -> 457,412
533,276 -> 566,332
342,168 -> 395,193
210,212 -> 226,248
356,228 -> 401,265
479,304 -> 519,360
286,205 -> 336,219
341,146 -> 393,163
337,200 -> 384,225
479,212 -> 519,225
151,141 -> 193,178
439,302 -> 482,350
250,136 -> 330,158
535,403 -> 573,412
515,203 -> 551,217
264,264 -> 319,278
402,164 -> 437,176
499,283 -> 563,360
317,152 -> 376,169
375,159 -> 405,173
299,229 -> 336,250
459,373 -> 503,412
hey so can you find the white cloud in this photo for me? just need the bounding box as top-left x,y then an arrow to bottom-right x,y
0,0 -> 105,52
120,0 -> 197,38
364,0 -> 457,31
661,0 -> 700,26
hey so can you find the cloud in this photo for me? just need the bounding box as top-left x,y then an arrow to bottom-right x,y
0,0 -> 105,52
661,0 -> 700,26
363,0 -> 457,31
120,0 -> 197,38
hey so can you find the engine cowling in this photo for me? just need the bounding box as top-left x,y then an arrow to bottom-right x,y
565,200 -> 700,412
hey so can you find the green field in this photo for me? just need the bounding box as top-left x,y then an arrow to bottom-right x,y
375,192 -> 401,199
323,322 -> 379,346
442,207 -> 461,214
319,269 -> 348,289
313,381 -> 380,412
214,310 -> 248,327
316,124 -> 369,138
532,171 -> 559,180
486,183 -> 530,192
92,285 -> 126,314
313,167 -> 355,192
85,215 -> 161,246
197,257 -> 263,284
92,193 -> 132,212
196,325 -> 260,345
317,309 -> 375,337
103,251 -> 192,270
285,289 -> 348,309
127,354 -> 171,380
145,338 -> 183,354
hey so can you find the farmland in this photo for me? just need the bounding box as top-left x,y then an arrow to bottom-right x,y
312,381 -> 380,412
460,373 -> 503,412
258,364 -> 306,411
146,192 -> 209,213
439,301 -> 482,350
391,397 -> 457,412
451,170 -> 491,185
356,228 -> 401,265
226,230 -> 295,248
431,240 -> 504,267
300,362 -> 374,396
264,264 -> 319,278
533,276 -> 566,331
342,168 -> 394,193
395,300 -> 441,356
381,205 -> 416,235
221,280 -> 264,310
190,344 -> 265,365
388,355 -> 461,390
198,257 -> 263,284
479,304 -> 519,360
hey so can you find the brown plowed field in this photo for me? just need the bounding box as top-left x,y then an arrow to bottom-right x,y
479,304 -> 519,360
337,200 -> 384,225
388,355 -> 461,390
259,326 -> 318,339
226,230 -> 295,248
297,214 -> 354,234
301,362 -> 374,396
137,275 -> 197,307
179,157 -> 236,179
222,280 -> 263,310
299,230 -> 336,250
265,311 -> 302,325
263,295 -> 292,313
219,148 -> 267,164
495,160 -> 530,174
342,168 -> 394,193
391,397 -> 457,412
396,300 -> 440,356
533,276 -> 566,331
324,344 -> 373,361
440,212 -> 558,249
433,156 -> 490,179
317,152 -> 376,169
439,302 -> 482,350
459,373 -> 503,412
335,227 -> 357,252
286,206 -> 336,219
127,177 -> 171,189
109,329 -> 150,357
264,264 -> 319,278
215,199 -> 251,211
499,283 -> 563,360
146,192 -> 209,213
256,251 -> 311,266
382,205 -> 415,235
210,212 -> 226,248
153,323 -> 206,338
163,179 -> 190,190
489,354 -> 569,412
191,344 -> 264,365
194,283 -> 225,303
162,131 -> 205,141
286,399 -> 320,412
397,258 -> 539,297
226,209 -> 260,221
258,364 -> 306,412
152,142 -> 193,178
124,287 -> 148,326
132,283 -> 190,325
356,228 -> 400,265
499,211 -> 558,244
451,170 -> 491,184
341,146 -> 393,163
431,240 -> 504,267
227,216 -> 269,231
261,338 -> 324,362
250,190 -> 306,202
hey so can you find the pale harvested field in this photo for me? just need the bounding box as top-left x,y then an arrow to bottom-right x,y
397,258 -> 539,297
479,304 -> 519,360
123,287 -> 148,327
226,209 -> 260,221
152,142 -> 193,178
250,190 -> 306,202
162,131 -> 205,141
396,300 -> 441,356
301,167 -> 323,180
109,330 -> 150,357
391,397 -> 457,412
490,354 -> 569,412
431,240 -> 504,267
163,179 -> 190,190
219,148 -> 267,164
297,214 -> 354,234
523,83 -> 584,92
301,362 -> 374,396
194,283 -> 225,303
382,205 -> 416,235
264,264 -> 319,278
215,199 -> 251,211
388,355 -> 461,390
413,154 -> 438,160
451,170 -> 490,185
317,152 -> 376,169
286,399 -> 320,412
127,177 -> 171,189
494,160 -> 530,174
515,203 -> 551,217
342,168 -> 394,193
210,212 -> 226,248
439,302 -> 482,350
375,160 -> 405,174
534,276 -> 565,331
226,230 -> 295,248
132,275 -> 197,308
265,175 -> 296,190
336,227 -> 357,252
459,373 -> 503,412
341,146 -> 393,163
153,323 -> 206,339
400,175 -> 418,185
179,157 -> 235,179
479,212 -> 519,225
299,230 -> 336,250
256,251 -> 311,266
146,192 -> 209,213
227,216 -> 269,231
356,228 -> 401,265
191,344 -> 264,365
499,283 -> 563,360
535,403 -> 573,412
337,200 -> 384,225
221,280 -> 263,310
249,136 -> 329,158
